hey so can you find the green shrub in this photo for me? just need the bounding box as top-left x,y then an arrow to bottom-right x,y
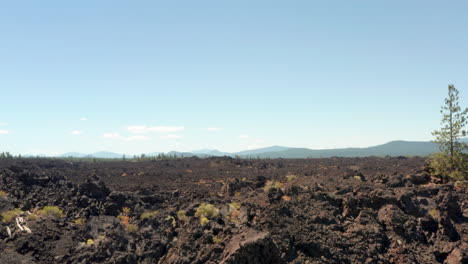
122,207 -> 131,215
177,210 -> 189,224
140,210 -> 159,220
126,224 -> 138,233
38,206 -> 64,218
429,152 -> 467,181
1,208 -> 22,223
195,203 -> 219,225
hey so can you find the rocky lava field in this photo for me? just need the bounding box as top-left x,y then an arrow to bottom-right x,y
0,157 -> 466,263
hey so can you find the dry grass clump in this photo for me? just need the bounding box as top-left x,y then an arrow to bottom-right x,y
428,208 -> 440,219
0,190 -> 8,198
140,210 -> 159,220
26,213 -> 39,221
177,210 -> 189,224
286,174 -> 298,182
126,224 -> 138,232
263,180 -> 283,192
212,235 -> 223,244
195,203 -> 219,225
1,208 -> 22,223
118,207 -> 138,232
38,206 -> 64,218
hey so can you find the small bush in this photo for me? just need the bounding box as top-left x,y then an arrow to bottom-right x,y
86,239 -> 95,246
177,210 -> 189,224
165,215 -> 176,227
263,180 -> 283,192
122,207 -> 131,215
38,206 -> 64,218
74,218 -> 84,225
0,190 -> 7,198
286,174 -> 297,182
200,216 -> 210,226
429,153 -> 467,181
140,210 -> 159,220
126,224 -> 138,233
118,207 -> 132,227
229,202 -> 241,210
212,235 -> 223,244
26,213 -> 39,221
428,208 -> 440,219
195,203 -> 219,225
1,208 -> 22,223
117,215 -> 130,226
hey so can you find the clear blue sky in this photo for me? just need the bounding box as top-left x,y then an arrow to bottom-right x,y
1,0 -> 467,155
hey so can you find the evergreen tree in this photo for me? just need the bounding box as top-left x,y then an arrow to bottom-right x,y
430,84 -> 468,180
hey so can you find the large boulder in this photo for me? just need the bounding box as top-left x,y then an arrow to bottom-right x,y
220,229 -> 284,264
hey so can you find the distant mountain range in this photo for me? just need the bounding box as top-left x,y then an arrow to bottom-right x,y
51,138 -> 468,159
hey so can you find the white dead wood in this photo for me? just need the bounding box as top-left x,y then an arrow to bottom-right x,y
16,217 -> 25,231
23,225 -> 32,234
6,226 -> 11,238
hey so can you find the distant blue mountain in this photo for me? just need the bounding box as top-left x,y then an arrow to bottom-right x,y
59,152 -> 87,158
52,138 -> 468,159
86,152 -> 123,159
235,146 -> 290,156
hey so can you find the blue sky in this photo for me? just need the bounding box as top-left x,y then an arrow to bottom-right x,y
1,0 -> 467,155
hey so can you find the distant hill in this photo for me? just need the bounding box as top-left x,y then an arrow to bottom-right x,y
235,146 -> 290,156
250,138 -> 467,158
86,152 -> 123,159
191,149 -> 231,156
59,152 -> 87,158
52,138 -> 468,159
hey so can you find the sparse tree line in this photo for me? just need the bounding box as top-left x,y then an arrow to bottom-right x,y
0,152 -> 19,159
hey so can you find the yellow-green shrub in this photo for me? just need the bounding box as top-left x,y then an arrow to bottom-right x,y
140,210 -> 159,220
286,174 -> 297,182
263,180 -> 283,192
126,224 -> 138,232
177,210 -> 189,224
429,153 -> 467,181
195,203 -> 219,225
38,206 -> 64,218
1,208 -> 22,223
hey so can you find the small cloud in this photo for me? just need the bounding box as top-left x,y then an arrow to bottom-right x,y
238,134 -> 249,139
206,127 -> 223,131
0,129 -> 9,135
127,125 -> 185,134
70,130 -> 83,135
160,134 -> 182,139
80,117 -> 88,121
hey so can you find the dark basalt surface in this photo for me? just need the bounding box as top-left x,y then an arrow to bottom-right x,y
0,157 -> 466,263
